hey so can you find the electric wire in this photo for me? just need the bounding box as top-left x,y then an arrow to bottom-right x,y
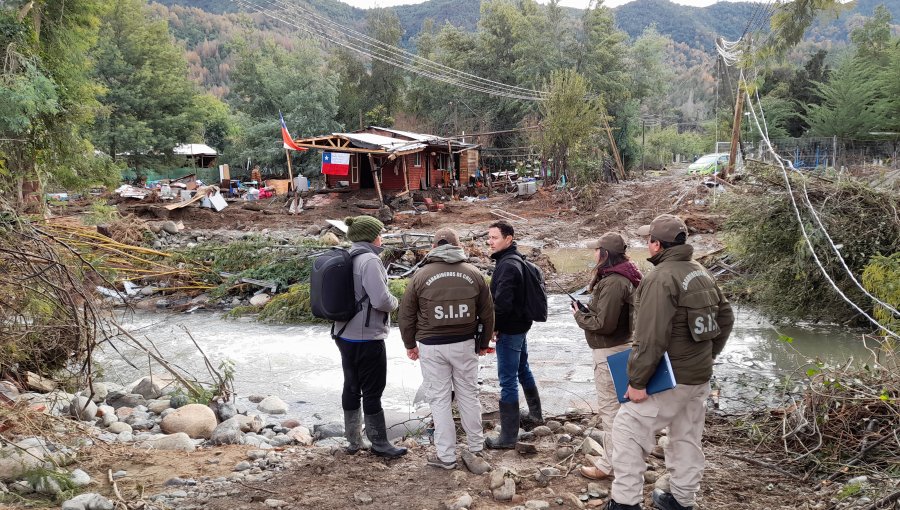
262,0 -> 547,99
740,76 -> 900,336
234,0 -> 542,100
233,0 -> 540,100
742,70 -> 899,319
233,0 -> 546,101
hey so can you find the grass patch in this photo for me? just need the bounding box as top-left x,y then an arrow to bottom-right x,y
81,201 -> 120,226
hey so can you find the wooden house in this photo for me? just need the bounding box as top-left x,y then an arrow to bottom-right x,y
292,126 -> 480,193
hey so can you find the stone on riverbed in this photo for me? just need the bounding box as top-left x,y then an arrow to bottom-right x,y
160,404 -> 217,439
257,396 -> 288,415
144,432 -> 196,452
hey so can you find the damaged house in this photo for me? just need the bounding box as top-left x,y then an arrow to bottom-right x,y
292,126 -> 480,193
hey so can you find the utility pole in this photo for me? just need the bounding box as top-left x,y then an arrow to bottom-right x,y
641,119 -> 646,173
725,83 -> 743,179
725,36 -> 751,179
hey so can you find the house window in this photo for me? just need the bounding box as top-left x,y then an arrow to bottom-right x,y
351,154 -> 359,184
414,153 -> 421,167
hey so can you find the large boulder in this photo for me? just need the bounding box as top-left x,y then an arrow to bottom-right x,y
62,493 -> 114,510
160,404 -> 217,439
0,438 -> 74,482
210,418 -> 244,445
106,392 -> 146,409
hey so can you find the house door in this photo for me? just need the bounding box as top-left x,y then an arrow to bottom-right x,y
360,154 -> 375,189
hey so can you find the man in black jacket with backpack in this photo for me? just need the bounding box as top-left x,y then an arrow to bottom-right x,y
485,220 -> 544,449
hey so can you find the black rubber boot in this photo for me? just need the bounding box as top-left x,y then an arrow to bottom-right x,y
606,499 -> 642,510
651,490 -> 692,510
364,411 -> 407,459
521,385 -> 544,427
485,401 -> 520,449
343,409 -> 369,454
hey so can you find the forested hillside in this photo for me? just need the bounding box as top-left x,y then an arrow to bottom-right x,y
156,0 -> 900,50
3,0 -> 896,200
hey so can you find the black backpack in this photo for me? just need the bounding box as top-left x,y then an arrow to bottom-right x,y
511,254 -> 548,322
310,248 -> 369,337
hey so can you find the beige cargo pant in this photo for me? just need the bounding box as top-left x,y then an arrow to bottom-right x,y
589,344 -> 631,474
593,344 -> 631,432
419,340 -> 484,463
610,382 -> 710,507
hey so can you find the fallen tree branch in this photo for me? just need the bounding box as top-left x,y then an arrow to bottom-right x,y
825,430 -> 897,482
723,453 -> 804,480
109,319 -> 203,398
861,490 -> 900,510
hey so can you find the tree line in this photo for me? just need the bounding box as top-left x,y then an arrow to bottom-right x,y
1,0 -> 897,207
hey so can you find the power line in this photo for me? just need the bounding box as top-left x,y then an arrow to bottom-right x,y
739,71 -> 900,337
265,0 -> 547,99
232,0 -> 546,101
716,30 -> 900,333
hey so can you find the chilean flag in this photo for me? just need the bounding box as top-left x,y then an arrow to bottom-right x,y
279,112 -> 306,151
322,152 -> 350,176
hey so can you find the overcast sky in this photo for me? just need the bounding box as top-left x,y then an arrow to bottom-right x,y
336,0 -> 757,8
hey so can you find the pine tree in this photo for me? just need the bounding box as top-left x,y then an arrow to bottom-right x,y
802,57 -> 884,139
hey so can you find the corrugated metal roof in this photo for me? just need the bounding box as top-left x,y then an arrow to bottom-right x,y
336,133 -> 412,151
368,126 -> 437,142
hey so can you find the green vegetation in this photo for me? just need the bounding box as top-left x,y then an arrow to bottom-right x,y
722,167 -> 900,324
862,253 -> 900,337
0,1 -> 120,206
174,237 -> 320,297
81,202 -> 120,226
5,0 -> 896,202
250,278 -> 409,325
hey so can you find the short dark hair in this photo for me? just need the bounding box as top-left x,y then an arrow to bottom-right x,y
436,239 -> 450,246
488,221 -> 514,239
651,232 -> 687,249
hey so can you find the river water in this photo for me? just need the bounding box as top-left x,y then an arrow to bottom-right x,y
99,296 -> 874,430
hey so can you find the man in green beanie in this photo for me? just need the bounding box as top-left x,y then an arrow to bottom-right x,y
335,215 -> 407,459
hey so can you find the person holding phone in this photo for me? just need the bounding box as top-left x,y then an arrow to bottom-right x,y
571,232 -> 642,480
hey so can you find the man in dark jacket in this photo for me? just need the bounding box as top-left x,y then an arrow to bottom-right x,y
607,214 -> 734,510
484,220 -> 542,449
334,215 -> 406,459
399,228 -> 494,470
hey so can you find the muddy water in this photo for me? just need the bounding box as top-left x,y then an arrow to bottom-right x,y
100,298 -> 873,430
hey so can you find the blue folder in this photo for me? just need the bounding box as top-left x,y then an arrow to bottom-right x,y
607,348 -> 677,403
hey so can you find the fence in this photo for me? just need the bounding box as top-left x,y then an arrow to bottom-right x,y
755,137 -> 899,171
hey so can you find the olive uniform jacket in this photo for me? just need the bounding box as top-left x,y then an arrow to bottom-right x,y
628,244 -> 734,389
574,272 -> 636,349
399,244 -> 495,350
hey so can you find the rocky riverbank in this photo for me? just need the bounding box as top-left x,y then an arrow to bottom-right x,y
1,369 -> 889,510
